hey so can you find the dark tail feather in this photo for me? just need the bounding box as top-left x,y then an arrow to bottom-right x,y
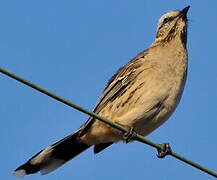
94,142 -> 113,154
13,131 -> 90,177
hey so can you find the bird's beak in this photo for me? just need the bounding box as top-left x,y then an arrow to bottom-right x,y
179,6 -> 190,19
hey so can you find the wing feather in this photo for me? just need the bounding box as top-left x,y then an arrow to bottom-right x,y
79,51 -> 148,136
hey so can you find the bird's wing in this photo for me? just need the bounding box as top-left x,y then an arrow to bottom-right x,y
78,51 -> 148,136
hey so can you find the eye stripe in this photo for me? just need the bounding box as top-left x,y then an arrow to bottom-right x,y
163,17 -> 174,24
158,16 -> 175,30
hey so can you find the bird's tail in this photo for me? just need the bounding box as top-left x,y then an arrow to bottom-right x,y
13,131 -> 90,177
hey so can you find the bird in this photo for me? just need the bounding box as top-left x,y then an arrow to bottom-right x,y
14,6 -> 190,177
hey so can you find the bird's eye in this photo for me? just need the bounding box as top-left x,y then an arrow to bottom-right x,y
163,17 -> 170,23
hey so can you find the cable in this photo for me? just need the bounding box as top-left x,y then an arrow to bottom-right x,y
0,67 -> 216,178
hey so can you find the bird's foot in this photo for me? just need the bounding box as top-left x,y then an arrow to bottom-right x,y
123,127 -> 137,143
157,143 -> 172,158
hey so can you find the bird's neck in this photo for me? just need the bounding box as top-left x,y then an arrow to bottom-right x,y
151,30 -> 187,50
150,35 -> 188,75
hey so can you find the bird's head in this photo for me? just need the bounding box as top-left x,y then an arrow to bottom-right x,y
154,6 -> 190,47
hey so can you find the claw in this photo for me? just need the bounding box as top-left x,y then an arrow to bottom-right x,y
157,143 -> 172,158
123,127 -> 137,143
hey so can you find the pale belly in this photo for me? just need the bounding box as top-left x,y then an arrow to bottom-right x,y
132,71 -> 187,137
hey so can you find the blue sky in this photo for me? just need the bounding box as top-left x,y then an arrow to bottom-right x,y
1,1 -> 217,180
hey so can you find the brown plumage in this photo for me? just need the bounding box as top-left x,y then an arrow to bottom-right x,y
14,6 -> 190,177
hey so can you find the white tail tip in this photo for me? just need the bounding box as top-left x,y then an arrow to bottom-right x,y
13,169 -> 26,178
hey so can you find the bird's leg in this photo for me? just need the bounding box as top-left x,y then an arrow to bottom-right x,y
123,127 -> 137,143
157,143 -> 172,158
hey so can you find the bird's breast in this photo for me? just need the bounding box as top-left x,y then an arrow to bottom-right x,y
132,57 -> 188,136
